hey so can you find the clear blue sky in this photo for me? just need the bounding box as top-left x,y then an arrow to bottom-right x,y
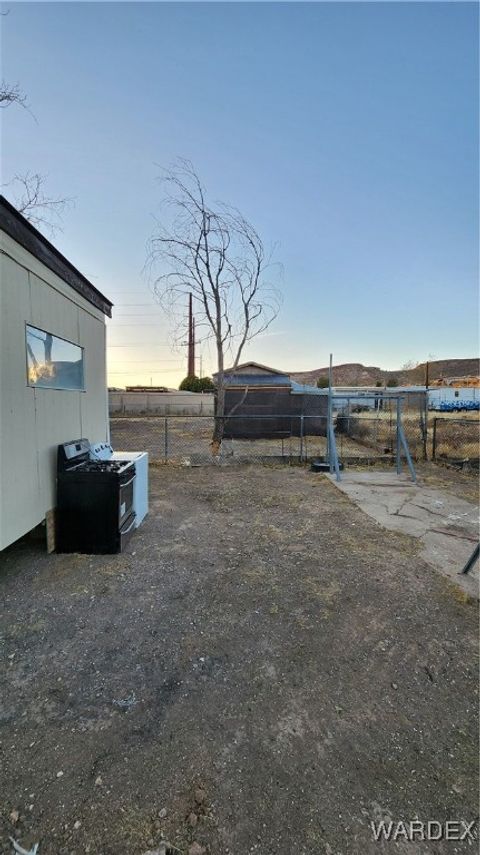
2,2 -> 478,387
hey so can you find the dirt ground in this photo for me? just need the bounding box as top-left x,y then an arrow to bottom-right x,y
414,462 -> 479,504
1,465 -> 478,855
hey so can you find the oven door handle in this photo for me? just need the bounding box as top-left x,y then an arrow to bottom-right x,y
120,475 -> 136,489
121,516 -> 136,535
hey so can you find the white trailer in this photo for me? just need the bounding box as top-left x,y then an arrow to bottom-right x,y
428,386 -> 479,408
0,196 -> 113,550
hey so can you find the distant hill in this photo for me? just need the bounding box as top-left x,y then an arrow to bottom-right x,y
290,358 -> 479,387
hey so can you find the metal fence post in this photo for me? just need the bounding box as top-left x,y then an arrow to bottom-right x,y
461,543 -> 479,575
422,392 -> 428,461
327,354 -> 333,471
300,415 -> 304,462
397,399 -> 417,482
432,418 -> 437,461
164,417 -> 168,463
396,398 -> 402,475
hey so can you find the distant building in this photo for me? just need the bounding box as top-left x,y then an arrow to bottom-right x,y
331,384 -> 479,412
430,376 -> 479,388
214,361 -> 328,438
125,385 -> 169,393
427,386 -> 479,410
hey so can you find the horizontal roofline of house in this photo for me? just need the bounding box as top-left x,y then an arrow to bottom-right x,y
0,195 -> 113,317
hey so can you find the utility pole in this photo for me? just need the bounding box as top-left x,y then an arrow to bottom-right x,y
187,293 -> 195,377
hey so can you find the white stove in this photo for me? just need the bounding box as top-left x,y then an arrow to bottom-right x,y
90,442 -> 148,527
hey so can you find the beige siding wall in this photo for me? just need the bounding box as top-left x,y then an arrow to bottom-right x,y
0,232 -> 108,550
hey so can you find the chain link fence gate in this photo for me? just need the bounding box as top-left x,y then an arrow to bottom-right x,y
331,392 -> 428,458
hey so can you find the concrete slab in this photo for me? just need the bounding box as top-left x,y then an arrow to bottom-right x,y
327,470 -> 479,598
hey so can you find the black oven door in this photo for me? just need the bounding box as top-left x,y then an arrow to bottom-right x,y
118,471 -> 135,527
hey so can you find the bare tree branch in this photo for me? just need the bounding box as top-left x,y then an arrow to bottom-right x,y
9,172 -> 74,236
0,80 -> 27,109
1,57 -> 70,232
146,160 -> 282,453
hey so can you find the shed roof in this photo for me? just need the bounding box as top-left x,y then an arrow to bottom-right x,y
0,195 -> 113,317
221,361 -> 288,377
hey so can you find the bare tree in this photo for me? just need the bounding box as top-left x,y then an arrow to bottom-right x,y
0,13 -> 30,111
0,80 -> 28,109
1,22 -> 72,235
148,160 -> 282,453
10,172 -> 73,235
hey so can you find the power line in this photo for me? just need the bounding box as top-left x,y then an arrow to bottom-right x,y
108,343 -> 172,347
108,323 -> 165,327
109,311 -> 163,315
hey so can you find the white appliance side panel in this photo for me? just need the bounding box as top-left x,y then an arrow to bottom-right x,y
110,451 -> 148,527
132,452 -> 148,526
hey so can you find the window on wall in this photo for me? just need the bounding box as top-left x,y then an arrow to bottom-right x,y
26,325 -> 85,391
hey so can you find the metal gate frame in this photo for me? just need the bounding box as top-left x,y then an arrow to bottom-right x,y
326,393 -> 417,483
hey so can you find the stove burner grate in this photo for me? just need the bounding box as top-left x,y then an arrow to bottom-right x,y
79,461 -> 126,473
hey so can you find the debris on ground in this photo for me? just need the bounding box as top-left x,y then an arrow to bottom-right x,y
112,690 -> 137,710
9,839 -> 39,855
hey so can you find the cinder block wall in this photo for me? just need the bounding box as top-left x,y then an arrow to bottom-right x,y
109,391 -> 215,416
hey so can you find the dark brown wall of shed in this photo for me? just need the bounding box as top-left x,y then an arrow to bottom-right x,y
223,388 -> 327,438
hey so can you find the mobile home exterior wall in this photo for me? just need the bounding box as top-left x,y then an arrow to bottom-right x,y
0,217 -> 110,550
428,387 -> 479,407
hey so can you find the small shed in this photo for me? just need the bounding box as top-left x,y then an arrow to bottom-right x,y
215,361 -> 328,438
0,196 -> 113,550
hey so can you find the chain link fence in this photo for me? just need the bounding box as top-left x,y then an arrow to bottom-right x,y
432,418 -> 480,468
109,409 -> 410,466
110,416 -> 319,465
109,394 -> 479,469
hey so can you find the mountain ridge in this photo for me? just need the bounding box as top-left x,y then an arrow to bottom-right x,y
289,358 -> 479,387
